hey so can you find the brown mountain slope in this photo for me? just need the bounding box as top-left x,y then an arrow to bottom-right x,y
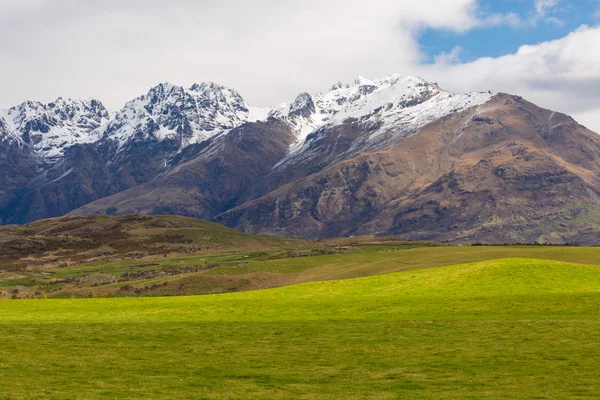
0,136 -> 191,225
70,119 -> 296,220
217,94 -> 600,244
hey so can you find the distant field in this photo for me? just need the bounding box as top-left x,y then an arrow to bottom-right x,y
2,235 -> 599,298
3,215 -> 599,299
2,257 -> 600,398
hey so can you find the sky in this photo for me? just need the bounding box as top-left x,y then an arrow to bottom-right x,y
0,0 -> 599,132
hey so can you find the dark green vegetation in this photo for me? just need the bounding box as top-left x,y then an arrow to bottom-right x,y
2,258 -> 600,398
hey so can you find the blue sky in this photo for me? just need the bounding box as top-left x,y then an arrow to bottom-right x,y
420,0 -> 599,62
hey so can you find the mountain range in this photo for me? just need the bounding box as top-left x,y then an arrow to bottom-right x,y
1,74 -> 599,244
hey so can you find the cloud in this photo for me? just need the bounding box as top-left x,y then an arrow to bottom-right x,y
479,12 -> 523,29
434,46 -> 463,65
0,0 -> 484,110
0,0 -> 599,133
534,0 -> 560,15
532,0 -> 564,26
424,25 -> 600,132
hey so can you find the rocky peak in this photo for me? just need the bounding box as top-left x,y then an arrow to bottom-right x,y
102,82 -> 257,151
188,82 -> 249,114
288,92 -> 316,118
0,116 -> 22,145
329,82 -> 348,91
0,97 -> 110,160
48,98 -> 110,127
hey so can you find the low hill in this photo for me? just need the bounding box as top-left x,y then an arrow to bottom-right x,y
0,214 -> 314,273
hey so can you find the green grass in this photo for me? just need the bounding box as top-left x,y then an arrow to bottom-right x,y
2,257 -> 600,398
5,244 -> 599,299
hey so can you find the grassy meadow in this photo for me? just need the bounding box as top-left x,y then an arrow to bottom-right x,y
2,255 -> 600,398
3,237 -> 599,298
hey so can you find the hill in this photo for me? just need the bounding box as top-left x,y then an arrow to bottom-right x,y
0,214 -> 312,267
2,258 -> 600,398
0,215 -> 319,298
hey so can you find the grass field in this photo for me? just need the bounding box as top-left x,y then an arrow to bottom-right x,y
2,256 -> 600,399
4,240 -> 599,299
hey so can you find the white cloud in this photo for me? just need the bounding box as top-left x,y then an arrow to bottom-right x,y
534,0 -> 560,15
424,25 -> 600,132
0,0 -> 484,110
434,46 -> 463,65
0,0 -> 48,15
479,12 -> 523,29
532,0 -> 564,26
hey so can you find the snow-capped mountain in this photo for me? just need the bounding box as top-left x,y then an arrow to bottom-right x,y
0,75 -> 489,166
0,98 -> 110,160
272,75 -> 442,135
4,73 -> 600,246
101,82 -> 269,151
271,74 -> 493,167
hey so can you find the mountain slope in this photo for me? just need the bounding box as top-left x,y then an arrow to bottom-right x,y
217,94 -> 600,243
70,118 -> 297,219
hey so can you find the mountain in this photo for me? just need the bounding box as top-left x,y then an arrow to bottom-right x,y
0,97 -> 110,161
1,75 -> 599,244
0,82 -> 270,224
103,82 -> 268,151
219,94 -> 600,244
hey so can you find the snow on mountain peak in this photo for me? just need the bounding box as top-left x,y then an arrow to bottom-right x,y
273,74 -> 494,168
0,75 -> 493,166
0,97 -> 110,160
353,75 -> 374,86
102,81 -> 267,150
289,93 -> 316,118
270,74 -> 440,140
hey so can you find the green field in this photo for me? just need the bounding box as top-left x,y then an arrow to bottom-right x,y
2,255 -> 600,399
4,238 -> 600,299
